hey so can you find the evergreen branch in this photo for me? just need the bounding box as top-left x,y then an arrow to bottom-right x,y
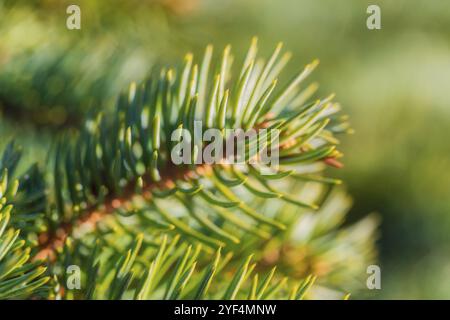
37,40 -> 349,261
0,40 -> 377,300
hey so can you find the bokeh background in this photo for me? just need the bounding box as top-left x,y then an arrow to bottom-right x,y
1,0 -> 449,299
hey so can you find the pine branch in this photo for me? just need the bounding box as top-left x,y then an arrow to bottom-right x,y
53,233 -> 322,300
0,40 -> 377,300
37,39 -> 349,261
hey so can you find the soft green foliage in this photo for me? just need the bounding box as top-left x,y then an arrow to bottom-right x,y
184,0 -> 450,298
0,1 -> 172,129
50,41 -> 347,242
1,0 -> 448,300
0,146 -> 50,299
0,41 -> 377,300
54,234 -> 320,300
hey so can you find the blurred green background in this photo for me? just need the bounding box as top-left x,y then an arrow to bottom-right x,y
1,0 -> 449,298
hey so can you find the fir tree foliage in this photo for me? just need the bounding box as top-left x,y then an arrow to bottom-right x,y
0,39 -> 377,300
48,39 -> 346,249
0,144 -> 50,299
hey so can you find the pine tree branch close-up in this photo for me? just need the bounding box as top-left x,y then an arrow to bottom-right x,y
0,38 -> 378,300
2,0 -> 450,306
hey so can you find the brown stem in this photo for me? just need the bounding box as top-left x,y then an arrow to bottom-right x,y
34,163 -> 211,261
33,119 -> 333,261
